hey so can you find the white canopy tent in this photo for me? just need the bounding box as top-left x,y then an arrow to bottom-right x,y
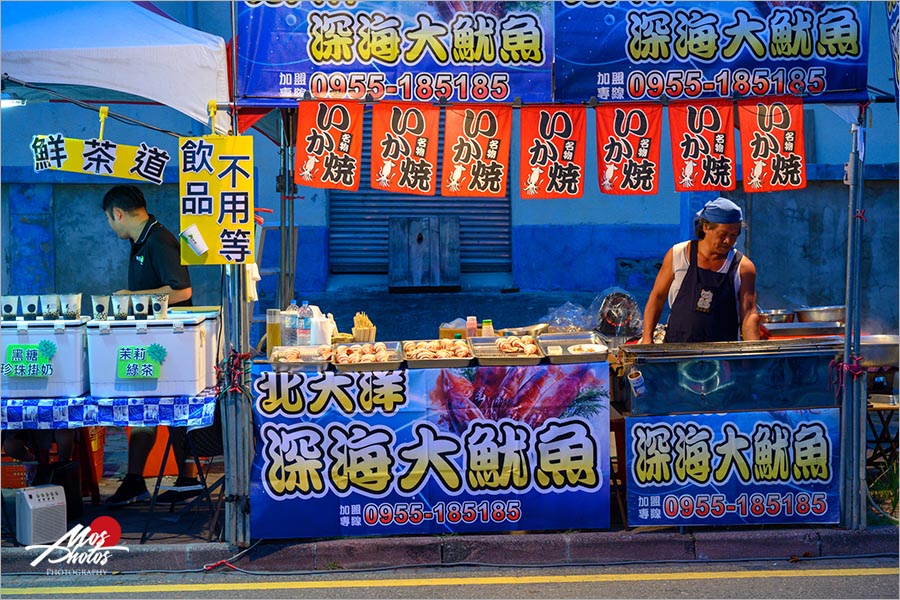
1,1 -> 231,134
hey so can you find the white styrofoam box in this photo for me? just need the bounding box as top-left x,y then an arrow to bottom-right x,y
168,308 -> 221,389
16,485 -> 68,545
86,316 -> 206,397
1,317 -> 89,398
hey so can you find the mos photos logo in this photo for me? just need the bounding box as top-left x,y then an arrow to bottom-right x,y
26,516 -> 129,574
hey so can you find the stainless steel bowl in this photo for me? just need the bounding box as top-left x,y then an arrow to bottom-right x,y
795,305 -> 846,323
759,309 -> 795,323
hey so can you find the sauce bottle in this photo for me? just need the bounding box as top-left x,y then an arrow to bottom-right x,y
466,316 -> 478,339
481,319 -> 494,337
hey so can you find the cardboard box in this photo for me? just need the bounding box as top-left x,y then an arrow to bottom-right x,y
1,317 -> 89,398
86,316 -> 206,398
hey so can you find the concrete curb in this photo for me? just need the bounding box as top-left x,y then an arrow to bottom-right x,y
2,527 -> 896,575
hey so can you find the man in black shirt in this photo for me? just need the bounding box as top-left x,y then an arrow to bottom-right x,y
102,185 -> 199,505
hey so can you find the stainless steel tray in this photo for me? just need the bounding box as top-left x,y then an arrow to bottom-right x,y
537,332 -> 608,364
402,339 -> 473,369
761,322 -> 845,337
332,341 -> 403,372
269,346 -> 330,372
469,336 -> 543,366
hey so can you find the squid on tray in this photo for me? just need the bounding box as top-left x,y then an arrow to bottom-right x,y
431,365 -> 600,434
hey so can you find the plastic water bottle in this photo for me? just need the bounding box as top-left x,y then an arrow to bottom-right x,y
297,300 -> 313,346
281,300 -> 300,346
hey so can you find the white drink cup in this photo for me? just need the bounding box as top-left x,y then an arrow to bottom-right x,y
59,292 -> 82,319
40,294 -> 60,320
151,293 -> 169,320
1,295 -> 19,320
181,224 -> 209,256
20,294 -> 39,319
110,294 -> 131,320
91,295 -> 110,321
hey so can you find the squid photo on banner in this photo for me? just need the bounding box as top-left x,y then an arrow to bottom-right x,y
737,96 -> 807,192
518,105 -> 586,199
595,103 -> 662,195
668,100 -> 736,192
441,104 -> 512,198
371,102 -> 440,195
294,100 -> 364,191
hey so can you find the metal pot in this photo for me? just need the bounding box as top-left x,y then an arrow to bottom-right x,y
860,335 -> 899,368
759,309 -> 795,323
795,305 -> 846,323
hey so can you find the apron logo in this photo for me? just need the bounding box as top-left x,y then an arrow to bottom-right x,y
696,289 -> 713,313
135,255 -> 144,266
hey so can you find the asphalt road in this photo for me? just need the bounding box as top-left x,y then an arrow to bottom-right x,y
2,556 -> 897,599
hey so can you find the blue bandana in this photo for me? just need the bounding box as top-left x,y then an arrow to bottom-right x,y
696,197 -> 743,224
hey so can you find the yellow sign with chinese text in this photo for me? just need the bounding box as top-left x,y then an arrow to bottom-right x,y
178,135 -> 255,265
31,134 -> 171,184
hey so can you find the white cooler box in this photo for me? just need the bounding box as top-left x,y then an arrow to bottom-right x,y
169,307 -> 221,389
1,317 -> 89,398
86,316 -> 207,398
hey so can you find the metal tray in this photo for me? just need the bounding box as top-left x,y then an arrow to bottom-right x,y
402,340 -> 473,369
469,336 -> 543,366
332,341 -> 403,372
537,332 -> 609,364
269,346 -> 330,372
761,321 -> 845,337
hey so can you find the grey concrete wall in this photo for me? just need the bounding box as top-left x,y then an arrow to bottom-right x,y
748,179 -> 899,332
52,184 -> 224,310
1,183 -> 224,310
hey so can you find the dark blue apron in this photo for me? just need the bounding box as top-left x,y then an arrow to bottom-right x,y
664,241 -> 743,343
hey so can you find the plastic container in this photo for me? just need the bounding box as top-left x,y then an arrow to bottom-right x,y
168,307 -> 222,390
281,300 -> 300,346
266,308 -> 282,359
1,317 -> 90,398
86,316 -> 206,397
466,316 -> 478,339
481,319 -> 495,337
297,300 -> 313,346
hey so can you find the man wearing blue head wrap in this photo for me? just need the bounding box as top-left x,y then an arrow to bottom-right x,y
640,197 -> 760,343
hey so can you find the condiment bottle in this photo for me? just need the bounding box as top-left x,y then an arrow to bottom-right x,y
481,319 -> 494,337
466,316 -> 478,339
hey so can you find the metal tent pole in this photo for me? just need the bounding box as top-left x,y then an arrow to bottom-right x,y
839,120 -> 866,530
221,2 -> 251,547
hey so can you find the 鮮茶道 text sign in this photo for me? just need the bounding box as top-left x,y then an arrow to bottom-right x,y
31,134 -> 171,184
251,363 -> 610,539
626,408 -> 840,526
179,136 -> 255,265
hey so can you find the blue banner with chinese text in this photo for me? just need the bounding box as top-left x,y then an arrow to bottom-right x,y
555,1 -> 868,104
626,408 -> 841,527
237,1 -> 553,106
250,363 -> 610,539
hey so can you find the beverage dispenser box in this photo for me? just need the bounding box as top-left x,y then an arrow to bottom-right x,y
1,318 -> 90,398
86,316 -> 206,398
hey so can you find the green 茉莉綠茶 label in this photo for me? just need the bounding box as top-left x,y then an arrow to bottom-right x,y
116,343 -> 166,379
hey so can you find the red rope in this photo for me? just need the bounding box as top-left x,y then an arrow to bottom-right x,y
854,208 -> 866,222
227,350 -> 252,392
829,355 -> 866,398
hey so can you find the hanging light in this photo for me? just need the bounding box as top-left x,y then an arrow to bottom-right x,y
1,92 -> 26,108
